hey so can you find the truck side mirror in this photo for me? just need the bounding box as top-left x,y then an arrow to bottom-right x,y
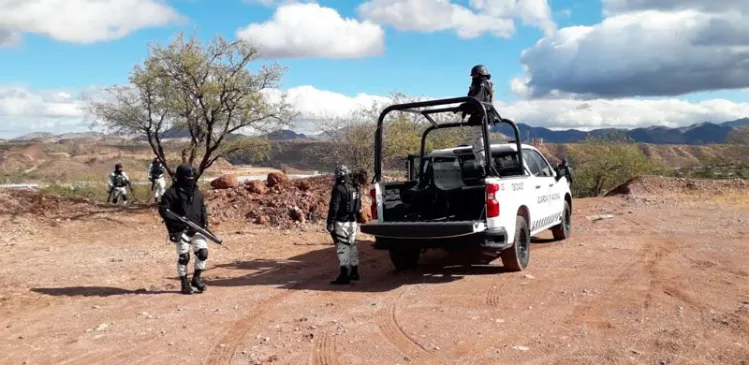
555,164 -> 568,182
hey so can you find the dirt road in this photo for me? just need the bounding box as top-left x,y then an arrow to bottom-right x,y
1,190 -> 747,365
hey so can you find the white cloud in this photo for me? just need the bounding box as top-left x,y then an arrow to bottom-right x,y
237,3 -> 385,58
270,86 -> 748,132
0,0 -> 183,45
603,0 -> 747,16
512,0 -> 749,99
496,98 -> 749,130
0,29 -> 22,47
2,84 -> 746,139
0,85 -> 93,138
357,0 -> 555,38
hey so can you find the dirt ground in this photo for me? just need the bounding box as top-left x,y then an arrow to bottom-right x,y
1,187 -> 748,365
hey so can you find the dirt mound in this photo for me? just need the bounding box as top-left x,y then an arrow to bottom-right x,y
0,189 -> 123,219
204,175 -> 372,228
606,175 -> 748,197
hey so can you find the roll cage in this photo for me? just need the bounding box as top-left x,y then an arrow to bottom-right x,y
373,96 -> 524,183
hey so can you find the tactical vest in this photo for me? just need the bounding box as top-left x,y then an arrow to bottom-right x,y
112,173 -> 127,187
150,163 -> 165,177
343,184 -> 361,215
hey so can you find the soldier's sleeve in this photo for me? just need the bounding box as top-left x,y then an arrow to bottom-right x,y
158,191 -> 183,232
327,185 -> 343,226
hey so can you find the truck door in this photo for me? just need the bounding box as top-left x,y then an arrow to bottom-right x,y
521,149 -> 555,233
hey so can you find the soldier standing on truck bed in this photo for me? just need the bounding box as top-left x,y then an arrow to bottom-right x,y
326,165 -> 362,285
461,64 -> 495,174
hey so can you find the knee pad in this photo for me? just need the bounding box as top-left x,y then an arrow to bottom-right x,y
195,248 -> 208,261
178,253 -> 190,265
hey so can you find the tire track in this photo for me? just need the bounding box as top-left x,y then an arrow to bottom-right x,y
485,280 -> 507,308
205,256 -> 384,365
204,289 -> 296,365
311,329 -> 339,365
375,288 -> 434,363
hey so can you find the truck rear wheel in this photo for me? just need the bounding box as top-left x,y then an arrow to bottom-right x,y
551,201 -> 571,240
388,247 -> 420,271
501,216 -> 530,271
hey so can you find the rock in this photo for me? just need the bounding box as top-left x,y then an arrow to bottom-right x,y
512,345 -> 529,351
524,274 -> 535,279
245,181 -> 267,194
211,175 -> 239,189
254,216 -> 269,225
294,180 -> 311,191
266,172 -> 289,188
94,323 -> 108,332
585,214 -> 615,222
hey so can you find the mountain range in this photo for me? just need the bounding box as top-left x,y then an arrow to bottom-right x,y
491,118 -> 749,145
8,118 -> 748,145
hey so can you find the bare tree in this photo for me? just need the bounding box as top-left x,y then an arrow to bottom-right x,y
316,93 -> 474,172
87,32 -> 295,178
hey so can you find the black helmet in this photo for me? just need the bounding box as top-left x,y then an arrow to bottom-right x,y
471,64 -> 490,78
152,157 -> 159,163
176,164 -> 196,181
114,163 -> 123,171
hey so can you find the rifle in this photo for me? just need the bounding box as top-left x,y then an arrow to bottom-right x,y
163,209 -> 223,245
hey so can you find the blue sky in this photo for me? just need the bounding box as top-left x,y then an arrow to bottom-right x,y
0,0 -> 747,137
0,0 -> 560,97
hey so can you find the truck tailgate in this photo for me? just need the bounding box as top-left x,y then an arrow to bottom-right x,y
360,221 -> 486,239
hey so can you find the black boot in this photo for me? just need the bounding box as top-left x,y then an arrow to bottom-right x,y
330,266 -> 350,285
349,266 -> 360,281
180,276 -> 193,295
191,269 -> 207,293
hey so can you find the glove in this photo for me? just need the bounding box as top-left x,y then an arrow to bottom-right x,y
326,223 -> 334,233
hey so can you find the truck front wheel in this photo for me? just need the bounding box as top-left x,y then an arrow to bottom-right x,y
501,216 -> 530,271
551,201 -> 571,240
388,247 -> 420,271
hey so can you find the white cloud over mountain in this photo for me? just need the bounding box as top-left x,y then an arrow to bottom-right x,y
237,3 -> 385,58
2,84 -> 746,139
512,0 -> 749,98
0,0 -> 183,46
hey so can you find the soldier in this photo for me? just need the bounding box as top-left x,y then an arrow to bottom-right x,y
107,163 -> 131,204
147,157 -> 167,203
158,164 -> 209,295
461,64 -> 495,173
326,165 -> 362,285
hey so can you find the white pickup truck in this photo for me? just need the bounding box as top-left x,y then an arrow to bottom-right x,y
359,97 -> 573,271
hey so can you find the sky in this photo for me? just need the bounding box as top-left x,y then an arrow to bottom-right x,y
0,0 -> 748,138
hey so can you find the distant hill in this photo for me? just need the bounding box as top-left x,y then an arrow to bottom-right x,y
262,129 -> 310,141
11,132 -> 56,142
493,118 -> 749,145
7,118 -> 748,145
9,131 -> 113,143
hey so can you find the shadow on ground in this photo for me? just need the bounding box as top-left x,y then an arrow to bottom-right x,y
202,239 -> 536,293
31,286 -> 174,297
